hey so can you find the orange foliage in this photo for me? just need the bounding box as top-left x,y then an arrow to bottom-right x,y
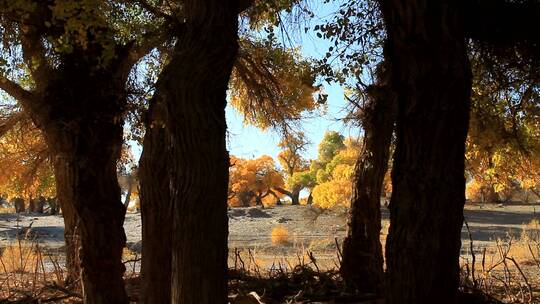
0,118 -> 55,200
229,155 -> 284,207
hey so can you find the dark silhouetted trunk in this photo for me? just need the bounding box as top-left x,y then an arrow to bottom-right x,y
165,2 -> 239,303
31,64 -> 129,303
53,176 -> 80,285
48,198 -> 59,215
340,67 -> 396,294
275,186 -> 301,205
139,99 -> 172,304
28,197 -> 36,213
49,118 -> 127,303
123,179 -> 133,210
49,119 -> 127,304
239,191 -> 255,207
14,198 -> 25,213
378,1 -> 471,303
35,197 -> 45,213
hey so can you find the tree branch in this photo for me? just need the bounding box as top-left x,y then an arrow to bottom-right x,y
0,75 -> 35,106
20,26 -> 52,91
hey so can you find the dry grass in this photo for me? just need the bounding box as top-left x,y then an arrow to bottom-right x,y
0,241 -> 41,273
0,224 -> 79,303
271,225 -> 290,245
460,218 -> 540,303
0,206 -> 15,213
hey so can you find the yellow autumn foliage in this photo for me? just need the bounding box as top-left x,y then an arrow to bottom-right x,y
228,155 -> 284,207
0,118 -> 55,200
311,137 -> 359,209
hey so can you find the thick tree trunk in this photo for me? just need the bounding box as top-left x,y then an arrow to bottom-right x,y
340,69 -> 396,294
378,1 -> 472,303
14,198 -> 25,213
50,120 -> 128,304
274,186 -> 301,205
52,177 -> 80,285
139,100 -> 172,304
31,66 -> 129,303
165,2 -> 239,303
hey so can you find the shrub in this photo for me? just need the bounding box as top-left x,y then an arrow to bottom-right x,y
0,241 -> 39,273
271,226 -> 290,245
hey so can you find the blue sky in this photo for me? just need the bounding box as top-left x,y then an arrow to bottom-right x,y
226,3 -> 361,162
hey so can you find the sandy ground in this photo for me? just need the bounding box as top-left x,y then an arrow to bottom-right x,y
0,203 -> 539,260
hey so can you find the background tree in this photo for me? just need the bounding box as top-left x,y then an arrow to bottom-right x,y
275,132 -> 309,205
229,155 -> 285,207
0,113 -> 55,208
311,136 -> 359,209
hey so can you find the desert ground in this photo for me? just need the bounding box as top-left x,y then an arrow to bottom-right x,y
0,203 -> 539,270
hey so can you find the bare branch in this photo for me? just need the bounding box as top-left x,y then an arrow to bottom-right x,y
0,75 -> 35,106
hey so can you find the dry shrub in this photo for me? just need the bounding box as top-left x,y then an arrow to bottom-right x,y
271,226 -> 290,245
0,241 -> 40,273
507,218 -> 540,264
0,206 -> 15,213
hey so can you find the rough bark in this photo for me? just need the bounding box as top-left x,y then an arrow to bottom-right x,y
32,64 -> 130,303
378,1 -> 472,303
4,8 -> 160,303
48,113 -> 128,304
340,70 -> 396,294
165,2 -> 239,303
139,99 -> 172,304
53,176 -> 80,285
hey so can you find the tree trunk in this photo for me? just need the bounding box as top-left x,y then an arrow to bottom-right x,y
378,1 -> 472,303
47,197 -> 59,215
165,2 -> 239,303
49,120 -> 128,304
31,65 -> 129,303
340,66 -> 396,294
139,99 -> 172,304
36,196 -> 45,214
123,179 -> 133,210
28,197 -> 36,213
274,186 -> 301,205
14,198 -> 25,213
52,176 -> 80,286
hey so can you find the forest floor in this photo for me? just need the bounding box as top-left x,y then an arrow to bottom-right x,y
0,203 -> 538,267
0,203 -> 540,302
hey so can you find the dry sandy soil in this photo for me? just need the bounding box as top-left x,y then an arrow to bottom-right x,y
0,203 -> 539,266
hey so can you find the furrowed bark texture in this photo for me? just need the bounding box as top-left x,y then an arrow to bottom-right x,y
32,61 -> 129,303
378,1 -> 472,303
165,1 -> 239,303
340,70 -> 396,294
139,99 -> 172,304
